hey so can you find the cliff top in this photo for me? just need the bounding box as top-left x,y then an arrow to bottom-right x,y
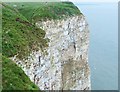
2,2 -> 82,90
2,3 -> 48,59
2,1 -> 81,59
7,2 -> 82,22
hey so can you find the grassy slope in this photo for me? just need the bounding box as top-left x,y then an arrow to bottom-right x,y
2,3 -> 48,59
9,2 -> 82,23
2,3 -> 46,90
2,55 -> 39,90
2,2 -> 81,90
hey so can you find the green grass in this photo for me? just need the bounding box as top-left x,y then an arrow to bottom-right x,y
2,55 -> 39,90
2,3 -> 48,59
8,2 -> 82,23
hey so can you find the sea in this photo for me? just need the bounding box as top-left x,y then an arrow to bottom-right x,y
75,2 -> 118,90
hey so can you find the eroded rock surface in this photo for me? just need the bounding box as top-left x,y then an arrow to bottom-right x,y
12,15 -> 91,90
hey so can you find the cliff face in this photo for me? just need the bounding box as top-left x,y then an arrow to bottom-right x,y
11,15 -> 91,90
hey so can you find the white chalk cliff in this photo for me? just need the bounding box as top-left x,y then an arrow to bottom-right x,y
12,15 -> 91,90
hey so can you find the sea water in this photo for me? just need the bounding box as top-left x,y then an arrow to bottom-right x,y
75,2 -> 118,90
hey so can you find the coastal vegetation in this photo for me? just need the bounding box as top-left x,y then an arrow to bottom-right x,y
1,2 -> 81,90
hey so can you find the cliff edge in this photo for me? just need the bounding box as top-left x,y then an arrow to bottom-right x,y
2,2 -> 91,90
